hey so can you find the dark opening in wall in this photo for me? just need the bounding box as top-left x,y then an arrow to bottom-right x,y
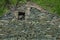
18,12 -> 25,20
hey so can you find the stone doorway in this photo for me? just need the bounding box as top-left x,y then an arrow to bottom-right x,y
18,12 -> 25,20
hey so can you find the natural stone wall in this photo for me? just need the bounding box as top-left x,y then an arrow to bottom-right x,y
0,3 -> 60,40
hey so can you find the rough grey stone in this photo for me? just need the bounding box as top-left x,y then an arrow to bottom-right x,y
0,5 -> 60,40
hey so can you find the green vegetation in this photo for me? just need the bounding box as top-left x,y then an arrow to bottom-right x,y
0,0 -> 60,16
31,0 -> 60,15
0,0 -> 27,16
